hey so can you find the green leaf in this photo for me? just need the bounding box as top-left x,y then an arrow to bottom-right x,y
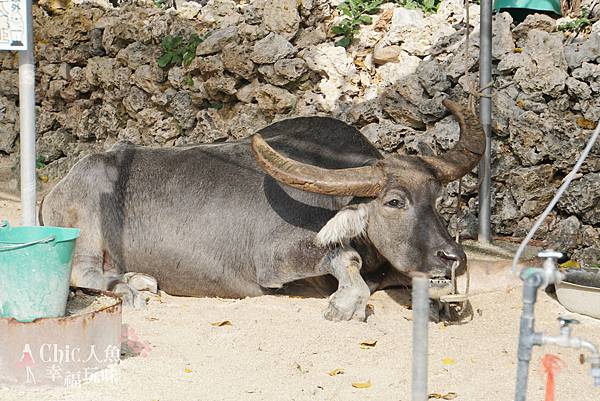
184,75 -> 194,86
183,51 -> 195,66
157,53 -> 173,68
358,15 -> 372,24
172,54 -> 183,66
339,3 -> 352,16
161,36 -> 174,50
331,24 -> 348,35
336,36 -> 352,48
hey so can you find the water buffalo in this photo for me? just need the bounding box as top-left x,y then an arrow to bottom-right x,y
41,99 -> 484,321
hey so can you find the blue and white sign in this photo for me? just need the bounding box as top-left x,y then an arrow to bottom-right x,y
0,0 -> 28,50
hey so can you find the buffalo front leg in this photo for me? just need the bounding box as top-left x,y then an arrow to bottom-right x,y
323,249 -> 370,322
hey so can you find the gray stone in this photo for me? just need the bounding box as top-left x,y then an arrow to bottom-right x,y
295,25 -> 327,49
376,52 -> 421,86
258,0 -> 301,40
558,173 -> 600,225
196,26 -> 239,56
123,86 -> 148,114
0,96 -> 18,140
509,164 -> 556,218
380,75 -> 427,129
274,58 -> 308,82
564,33 -> 600,69
117,42 -> 156,69
250,33 -> 295,64
132,64 -> 165,94
222,43 -> 255,80
549,216 -> 581,253
225,103 -> 270,139
417,59 -> 451,96
430,114 -> 459,151
0,71 -> 18,96
168,91 -> 197,130
566,77 -> 592,99
37,128 -> 73,164
204,74 -> 238,98
513,14 -> 556,41
236,81 -> 296,113
492,13 -> 515,60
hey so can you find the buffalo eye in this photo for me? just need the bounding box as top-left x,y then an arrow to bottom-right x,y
385,198 -> 406,208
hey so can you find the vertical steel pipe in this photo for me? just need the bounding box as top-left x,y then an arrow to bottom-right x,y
412,273 -> 429,401
478,0 -> 493,243
18,0 -> 37,226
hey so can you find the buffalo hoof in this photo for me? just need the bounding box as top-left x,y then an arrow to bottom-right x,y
124,272 -> 158,294
323,285 -> 369,322
112,282 -> 148,309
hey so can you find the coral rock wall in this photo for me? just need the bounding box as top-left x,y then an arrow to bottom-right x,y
0,0 -> 598,264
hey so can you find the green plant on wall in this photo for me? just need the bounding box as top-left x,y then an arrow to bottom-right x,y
558,8 -> 593,31
331,0 -> 384,48
157,34 -> 205,69
331,0 -> 443,48
395,0 -> 441,13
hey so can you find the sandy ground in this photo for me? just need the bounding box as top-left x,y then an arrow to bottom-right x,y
1,199 -> 600,401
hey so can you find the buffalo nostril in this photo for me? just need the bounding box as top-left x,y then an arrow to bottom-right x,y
437,250 -> 460,261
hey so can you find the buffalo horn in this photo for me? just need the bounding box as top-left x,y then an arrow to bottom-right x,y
251,134 -> 385,197
422,99 -> 486,183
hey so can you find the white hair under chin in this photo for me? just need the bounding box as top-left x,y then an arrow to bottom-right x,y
315,205 -> 369,246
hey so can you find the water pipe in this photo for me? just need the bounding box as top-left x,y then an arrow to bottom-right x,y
478,0 -> 493,244
18,0 -> 37,227
412,272 -> 430,401
514,251 -> 600,401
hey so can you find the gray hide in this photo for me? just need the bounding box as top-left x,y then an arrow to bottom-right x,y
41,116 -> 466,320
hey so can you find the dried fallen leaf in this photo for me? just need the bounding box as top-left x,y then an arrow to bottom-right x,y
514,47 -> 524,53
145,316 -> 159,321
576,117 -> 597,130
559,259 -> 581,269
516,99 -> 525,109
294,362 -> 308,374
360,340 -> 377,349
441,357 -> 456,366
428,392 -> 458,399
210,320 -> 232,327
351,379 -> 372,388
328,368 -> 345,376
184,368 -> 192,373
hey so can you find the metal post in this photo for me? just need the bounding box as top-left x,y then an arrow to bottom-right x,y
478,0 -> 493,243
412,273 -> 429,401
18,0 -> 37,226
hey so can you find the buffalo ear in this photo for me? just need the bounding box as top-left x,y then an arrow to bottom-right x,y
315,204 -> 369,246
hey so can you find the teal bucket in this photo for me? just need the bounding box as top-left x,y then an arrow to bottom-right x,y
0,221 -> 80,322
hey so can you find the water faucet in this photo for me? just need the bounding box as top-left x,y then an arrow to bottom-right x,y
515,250 -> 600,401
539,317 -> 600,386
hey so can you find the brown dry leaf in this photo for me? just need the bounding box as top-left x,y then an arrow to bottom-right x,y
374,9 -> 393,30
360,340 -> 377,349
39,175 -> 49,183
351,379 -> 372,388
516,99 -> 525,109
145,316 -> 159,321
210,320 -> 232,327
514,47 -> 524,53
576,117 -> 597,130
429,391 -> 458,399
328,368 -> 345,376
